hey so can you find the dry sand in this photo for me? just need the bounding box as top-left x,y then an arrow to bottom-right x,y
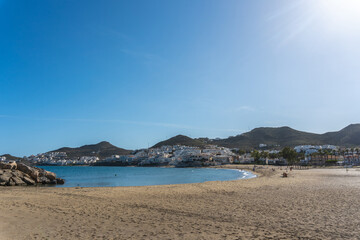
1,166 -> 360,239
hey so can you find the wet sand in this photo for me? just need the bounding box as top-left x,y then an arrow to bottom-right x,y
1,166 -> 360,239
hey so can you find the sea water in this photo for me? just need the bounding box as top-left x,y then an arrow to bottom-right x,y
40,166 -> 256,188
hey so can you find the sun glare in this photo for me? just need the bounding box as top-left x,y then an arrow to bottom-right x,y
316,0 -> 360,28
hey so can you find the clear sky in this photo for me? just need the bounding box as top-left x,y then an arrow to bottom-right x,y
1,0 -> 360,156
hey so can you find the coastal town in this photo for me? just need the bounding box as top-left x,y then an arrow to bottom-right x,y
2,144 -> 359,167
3,0 -> 360,239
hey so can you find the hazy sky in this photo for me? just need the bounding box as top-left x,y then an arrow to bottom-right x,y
1,0 -> 360,156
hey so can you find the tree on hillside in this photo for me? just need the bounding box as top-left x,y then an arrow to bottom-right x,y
258,151 -> 267,159
297,151 -> 305,161
281,147 -> 298,166
269,152 -> 279,159
251,150 -> 261,164
238,149 -> 246,155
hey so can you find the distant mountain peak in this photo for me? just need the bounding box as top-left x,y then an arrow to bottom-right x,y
171,135 -> 192,140
17,124 -> 360,159
51,141 -> 131,159
96,141 -> 114,147
80,141 -> 115,149
251,126 -> 293,131
152,135 -> 206,148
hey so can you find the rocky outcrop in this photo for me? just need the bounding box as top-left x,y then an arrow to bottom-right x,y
0,162 -> 17,170
16,162 -> 40,181
0,162 -> 65,186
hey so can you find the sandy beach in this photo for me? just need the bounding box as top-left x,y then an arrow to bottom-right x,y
1,166 -> 360,239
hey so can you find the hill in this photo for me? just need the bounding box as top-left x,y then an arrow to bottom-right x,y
212,127 -> 323,149
152,135 -> 207,148
152,124 -> 360,150
1,154 -> 22,161
51,141 -> 132,159
321,124 -> 360,146
212,124 -> 360,149
0,154 -> 33,165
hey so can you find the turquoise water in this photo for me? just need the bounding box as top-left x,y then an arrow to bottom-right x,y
40,166 -> 256,188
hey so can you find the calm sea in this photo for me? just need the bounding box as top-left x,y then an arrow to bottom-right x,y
39,166 -> 256,188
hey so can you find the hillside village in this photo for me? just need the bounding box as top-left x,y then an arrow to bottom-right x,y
16,145 -> 238,167
1,143 -> 360,167
1,124 -> 360,167
96,145 -> 237,167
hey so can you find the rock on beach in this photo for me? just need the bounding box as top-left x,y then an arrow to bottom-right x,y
0,162 -> 64,186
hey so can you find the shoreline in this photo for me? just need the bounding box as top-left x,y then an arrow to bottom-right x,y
1,166 -> 360,239
37,165 -> 257,188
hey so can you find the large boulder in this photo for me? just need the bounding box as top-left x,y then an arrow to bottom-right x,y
44,170 -> 56,181
38,176 -> 51,184
16,163 -> 33,174
22,176 -> 35,185
16,163 -> 40,182
0,174 -> 11,183
0,162 -> 17,170
56,178 -> 65,184
0,163 -> 63,186
6,178 -> 16,186
0,171 -> 12,183
11,170 -> 24,179
11,176 -> 26,186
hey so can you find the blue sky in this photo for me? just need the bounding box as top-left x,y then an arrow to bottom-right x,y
1,0 -> 360,156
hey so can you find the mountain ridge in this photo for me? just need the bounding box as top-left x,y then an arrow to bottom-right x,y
153,124 -> 360,149
51,141 -> 132,159
5,124 -> 360,158
151,135 -> 207,148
